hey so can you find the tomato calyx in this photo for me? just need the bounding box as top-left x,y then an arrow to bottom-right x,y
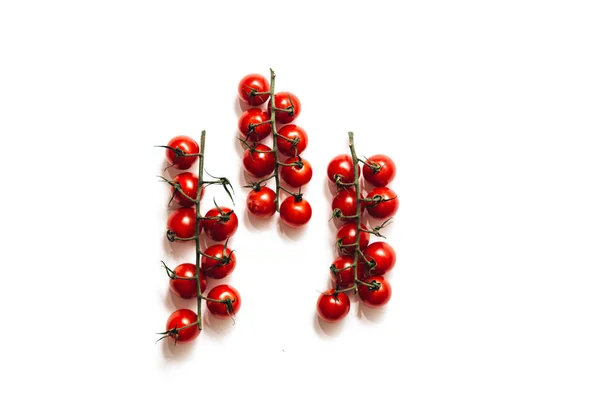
331,208 -> 359,221
161,261 -> 197,280
360,218 -> 393,239
362,194 -> 398,208
166,230 -> 197,242
156,321 -> 200,346
203,171 -> 235,205
333,174 -> 355,187
156,144 -> 199,171
198,239 -> 235,270
360,157 -> 382,174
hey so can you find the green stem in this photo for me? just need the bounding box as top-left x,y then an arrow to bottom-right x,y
348,131 -> 362,293
268,68 -> 282,212
195,131 -> 206,330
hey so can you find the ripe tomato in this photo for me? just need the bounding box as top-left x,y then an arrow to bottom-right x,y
336,223 -> 369,255
169,263 -> 207,299
277,125 -> 308,156
316,289 -> 350,323
246,186 -> 276,218
242,144 -> 276,178
331,189 -> 364,221
238,73 -> 270,105
365,187 -> 399,219
280,196 -> 312,228
363,154 -> 396,187
329,256 -> 356,288
172,172 -> 204,207
238,108 -> 271,142
360,242 -> 396,276
165,135 -> 199,170
272,92 -> 301,123
167,207 -> 200,241
358,276 -> 392,308
203,207 -> 238,241
201,244 -> 236,279
327,154 -> 359,185
206,284 -> 242,319
166,309 -> 200,342
280,156 -> 312,188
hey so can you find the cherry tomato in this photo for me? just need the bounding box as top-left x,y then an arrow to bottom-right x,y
167,207 -> 200,241
327,154 -> 359,185
277,125 -> 308,156
238,74 -> 270,105
272,92 -> 301,123
242,144 -> 276,178
203,207 -> 238,241
336,223 -> 369,255
280,156 -> 313,188
238,108 -> 271,142
246,186 -> 276,218
360,242 -> 396,276
331,189 -> 365,221
316,289 -> 350,323
329,256 -> 356,288
358,276 -> 392,308
201,244 -> 236,279
363,154 -> 396,187
365,187 -> 399,219
165,309 -> 200,342
171,172 -> 204,207
206,284 -> 242,319
280,196 -> 312,228
169,263 -> 207,299
165,136 -> 199,170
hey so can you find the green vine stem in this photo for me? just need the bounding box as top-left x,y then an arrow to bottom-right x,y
194,132 -> 206,329
268,68 -> 283,212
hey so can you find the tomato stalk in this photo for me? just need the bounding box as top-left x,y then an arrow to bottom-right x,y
194,131 -> 206,329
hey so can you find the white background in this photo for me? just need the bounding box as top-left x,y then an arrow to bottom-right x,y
1,1 -> 599,398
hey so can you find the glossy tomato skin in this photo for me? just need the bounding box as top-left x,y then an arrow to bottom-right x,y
363,154 -> 396,187
316,289 -> 350,323
243,144 -> 276,178
280,196 -> 312,228
203,207 -> 238,241
277,125 -> 308,156
336,223 -> 369,255
166,309 -> 200,342
206,284 -> 242,319
330,256 -> 356,288
166,136 -> 199,170
327,154 -> 360,185
167,207 -> 200,240
238,74 -> 270,105
169,263 -> 207,298
238,108 -> 272,142
360,242 -> 396,276
272,92 -> 301,123
358,276 -> 392,308
331,189 -> 365,221
246,186 -> 276,218
172,172 -> 203,207
366,187 -> 399,219
280,156 -> 313,188
201,244 -> 236,279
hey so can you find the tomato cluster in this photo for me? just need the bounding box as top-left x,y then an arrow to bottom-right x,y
317,133 -> 398,323
237,71 -> 312,228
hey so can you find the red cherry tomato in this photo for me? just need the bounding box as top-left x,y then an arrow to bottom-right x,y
272,92 -> 301,123
238,108 -> 271,142
280,156 -> 313,188
206,284 -> 242,319
329,256 -> 356,288
165,309 -> 200,342
280,196 -> 312,228
358,276 -> 392,308
171,172 -> 204,207
360,242 -> 396,276
365,187 -> 399,219
277,125 -> 308,156
316,289 -> 350,323
169,263 -> 207,299
165,136 -> 199,170
242,144 -> 275,178
331,189 -> 365,221
238,74 -> 270,105
201,244 -> 236,279
363,154 -> 396,187
167,207 -> 200,241
246,186 -> 276,218
336,223 -> 369,255
327,154 -> 359,185
203,207 -> 238,241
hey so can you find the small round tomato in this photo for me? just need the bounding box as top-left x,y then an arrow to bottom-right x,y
331,189 -> 365,221
165,136 -> 199,170
280,196 -> 312,228
336,223 -> 369,255
327,154 -> 359,185
316,289 -> 350,323
280,156 -> 312,188
243,144 -> 276,178
238,108 -> 271,142
171,172 -> 204,207
203,207 -> 238,241
246,186 -> 276,218
206,284 -> 241,319
277,125 -> 308,156
363,154 -> 396,187
358,276 -> 392,308
238,73 -> 270,105
165,309 -> 200,342
329,256 -> 356,288
167,207 -> 200,241
272,92 -> 301,123
360,242 -> 396,276
365,187 -> 399,219
201,244 -> 236,279
169,263 -> 207,299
